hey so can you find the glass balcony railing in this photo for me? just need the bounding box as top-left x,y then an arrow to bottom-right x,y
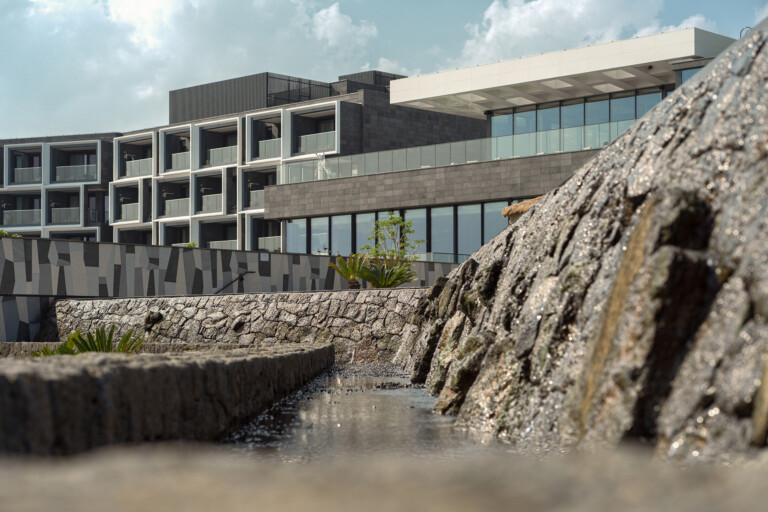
50,207 -> 80,224
279,121 -> 635,185
120,202 -> 139,221
198,193 -> 222,214
87,208 -> 102,225
124,158 -> 152,177
163,197 -> 189,218
168,151 -> 190,172
13,167 -> 42,184
1,209 -> 41,227
295,131 -> 335,155
208,240 -> 237,250
249,189 -> 264,209
257,236 -> 281,252
54,164 -> 97,183
256,138 -> 281,160
204,145 -> 237,167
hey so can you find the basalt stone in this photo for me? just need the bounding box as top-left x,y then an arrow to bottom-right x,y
397,21 -> 768,462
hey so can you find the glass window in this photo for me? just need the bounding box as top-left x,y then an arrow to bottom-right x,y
355,213 -> 375,252
585,96 -> 609,125
310,217 -> 329,255
561,100 -> 584,128
537,104 -> 559,131
514,108 -> 536,134
431,207 -> 454,255
404,208 -> 427,256
483,201 -> 509,244
681,67 -> 702,83
491,114 -> 513,137
636,89 -> 662,118
457,204 -> 481,257
285,218 -> 306,254
610,92 -> 635,122
331,215 -> 352,256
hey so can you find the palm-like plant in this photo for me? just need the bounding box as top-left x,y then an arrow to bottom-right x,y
31,326 -> 144,357
359,258 -> 417,288
328,253 -> 368,289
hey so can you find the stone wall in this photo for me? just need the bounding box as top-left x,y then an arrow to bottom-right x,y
0,344 -> 333,455
37,288 -> 428,363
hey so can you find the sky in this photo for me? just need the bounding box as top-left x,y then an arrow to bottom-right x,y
1,0 -> 767,138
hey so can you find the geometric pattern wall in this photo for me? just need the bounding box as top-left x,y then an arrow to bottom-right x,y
0,237 -> 458,341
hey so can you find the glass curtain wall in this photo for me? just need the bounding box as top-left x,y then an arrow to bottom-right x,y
310,217 -> 329,254
330,215 -> 352,256
355,213 -> 375,252
431,207 -> 454,258
404,208 -> 427,256
285,219 -> 306,253
457,205 -> 481,257
483,201 -> 509,243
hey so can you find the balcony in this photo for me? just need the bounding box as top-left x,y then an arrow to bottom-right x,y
198,193 -> 222,214
1,209 -> 41,227
13,167 -> 42,184
125,158 -> 152,178
87,208 -> 102,226
163,197 -> 189,218
296,131 -> 335,155
256,138 -> 281,160
249,189 -> 264,209
204,146 -> 237,167
171,242 -> 191,247
257,236 -> 281,252
208,240 -> 237,250
120,203 -> 140,222
54,164 -> 97,183
169,152 -> 190,172
50,207 -> 80,224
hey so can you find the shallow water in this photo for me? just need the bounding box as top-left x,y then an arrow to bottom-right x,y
225,370 -> 507,462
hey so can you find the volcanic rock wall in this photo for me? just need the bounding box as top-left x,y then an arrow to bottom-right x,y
395,22 -> 768,462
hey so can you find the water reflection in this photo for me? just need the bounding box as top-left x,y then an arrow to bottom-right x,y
226,373 -> 504,462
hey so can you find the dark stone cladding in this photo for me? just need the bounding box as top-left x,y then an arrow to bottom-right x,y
264,149 -> 600,219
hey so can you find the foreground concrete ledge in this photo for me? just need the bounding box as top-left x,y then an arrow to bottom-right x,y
0,344 -> 333,455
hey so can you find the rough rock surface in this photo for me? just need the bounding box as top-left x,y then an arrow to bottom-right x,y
37,289 -> 425,364
395,23 -> 768,463
0,344 -> 333,455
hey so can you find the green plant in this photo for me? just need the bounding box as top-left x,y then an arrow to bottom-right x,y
0,230 -> 21,238
31,326 -> 144,357
359,211 -> 424,263
328,253 -> 368,289
185,242 -> 198,248
359,259 -> 417,288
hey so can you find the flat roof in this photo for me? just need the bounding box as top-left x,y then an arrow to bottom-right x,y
390,28 -> 735,118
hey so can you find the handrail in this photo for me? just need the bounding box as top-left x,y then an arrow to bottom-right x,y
215,271 -> 255,294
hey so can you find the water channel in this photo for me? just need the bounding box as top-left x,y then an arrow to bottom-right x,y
224,365 -> 507,462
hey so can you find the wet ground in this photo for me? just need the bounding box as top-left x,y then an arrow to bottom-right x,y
223,363 -> 506,462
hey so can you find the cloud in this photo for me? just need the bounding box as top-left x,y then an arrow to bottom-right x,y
453,0 -> 717,68
311,2 -> 377,50
756,2 -> 768,24
361,58 -> 420,77
633,14 -> 715,38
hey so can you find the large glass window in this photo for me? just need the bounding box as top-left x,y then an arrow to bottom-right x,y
404,208 -> 427,256
355,213 -> 375,252
681,67 -> 702,83
330,215 -> 351,256
514,108 -> 536,134
561,100 -> 584,128
457,204 -> 481,257
610,92 -> 635,122
285,218 -> 306,253
537,104 -> 560,131
636,89 -> 662,118
431,207 -> 454,256
491,114 -> 513,137
483,201 -> 509,244
310,217 -> 329,255
585,96 -> 609,125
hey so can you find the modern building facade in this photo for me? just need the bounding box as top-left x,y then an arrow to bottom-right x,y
0,28 -> 735,262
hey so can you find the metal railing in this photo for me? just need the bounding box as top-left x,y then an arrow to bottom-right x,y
199,193 -> 222,214
208,240 -> 237,250
163,197 -> 189,217
1,209 -> 41,227
257,236 -> 281,252
204,145 -> 237,167
279,121 -> 635,184
13,167 -> 42,184
54,164 -> 97,183
124,158 -> 152,177
120,202 -> 139,221
249,189 -> 264,209
256,138 -> 281,159
168,151 -> 190,172
50,207 -> 80,224
295,131 -> 335,155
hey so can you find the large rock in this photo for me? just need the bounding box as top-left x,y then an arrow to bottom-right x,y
395,21 -> 768,462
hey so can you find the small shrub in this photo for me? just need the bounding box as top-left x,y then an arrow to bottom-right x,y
0,230 -> 21,238
328,253 -> 367,289
31,326 -> 144,357
185,242 -> 198,248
